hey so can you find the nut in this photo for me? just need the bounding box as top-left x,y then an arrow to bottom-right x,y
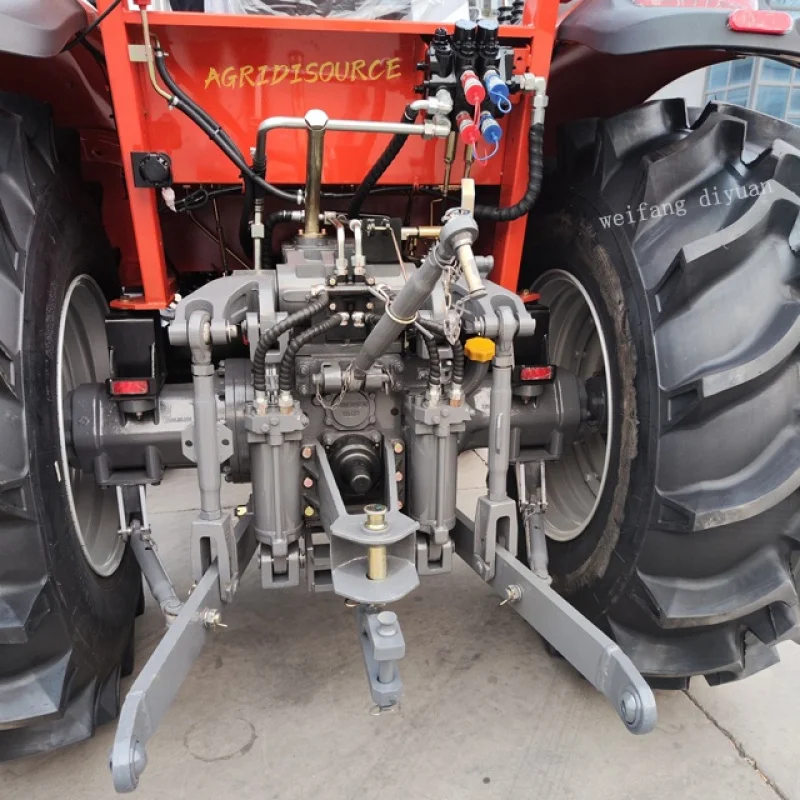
364,503 -> 388,532
393,441 -> 404,454
303,477 -> 314,489
301,446 -> 313,459
304,505 -> 316,518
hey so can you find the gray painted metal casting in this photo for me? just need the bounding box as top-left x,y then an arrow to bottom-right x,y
81,209 -> 656,790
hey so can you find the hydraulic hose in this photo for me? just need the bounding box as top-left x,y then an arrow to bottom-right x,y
418,329 -> 441,388
252,291 -> 330,393
153,49 -> 299,205
279,314 -> 344,392
461,360 -> 490,397
347,105 -> 418,218
473,123 -> 544,222
417,319 -> 464,388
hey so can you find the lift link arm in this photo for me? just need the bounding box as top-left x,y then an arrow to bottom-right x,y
110,510 -> 257,793
452,511 -> 657,735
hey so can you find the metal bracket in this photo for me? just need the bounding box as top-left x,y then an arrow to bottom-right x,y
260,541 -> 301,589
415,534 -> 453,576
452,510 -> 658,735
356,607 -> 405,709
181,421 -> 234,465
190,503 -> 255,603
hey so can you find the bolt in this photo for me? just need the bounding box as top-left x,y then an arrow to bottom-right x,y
397,500 -> 403,509
303,477 -> 314,488
395,471 -> 403,482
323,433 -> 334,446
329,302 -> 337,311
370,431 -> 381,444
500,584 -> 523,606
328,277 -> 337,286
393,441 -> 404,454
441,408 -> 449,418
201,608 -> 227,629
301,446 -> 313,459
270,417 -> 279,426
366,277 -> 376,285
376,610 -> 398,636
235,505 -> 247,517
366,301 -> 375,310
304,505 -> 316,518
620,690 -> 639,725
298,364 -> 309,376
394,362 -> 404,374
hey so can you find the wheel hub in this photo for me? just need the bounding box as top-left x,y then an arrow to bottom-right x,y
532,270 -> 613,543
56,276 -> 124,577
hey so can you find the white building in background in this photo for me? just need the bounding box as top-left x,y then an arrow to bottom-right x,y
651,57 -> 800,125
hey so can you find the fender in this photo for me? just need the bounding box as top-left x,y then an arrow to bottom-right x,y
0,0 -> 89,58
558,0 -> 800,60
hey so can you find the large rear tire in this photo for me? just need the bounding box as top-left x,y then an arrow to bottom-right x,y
521,100 -> 800,687
0,95 -> 140,758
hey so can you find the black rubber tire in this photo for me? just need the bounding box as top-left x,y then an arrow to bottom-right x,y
520,100 -> 800,687
0,95 -> 140,758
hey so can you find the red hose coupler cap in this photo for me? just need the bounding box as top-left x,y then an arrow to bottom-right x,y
460,70 -> 486,106
456,111 -> 480,146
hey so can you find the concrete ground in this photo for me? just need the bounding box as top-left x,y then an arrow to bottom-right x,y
2,451 -> 798,800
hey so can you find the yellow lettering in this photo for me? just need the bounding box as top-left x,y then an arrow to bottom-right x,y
385,57 -> 401,81
272,64 -> 289,86
204,66 -> 222,89
367,59 -> 385,81
256,65 -> 270,86
351,59 -> 367,81
221,66 -> 237,88
239,65 -> 255,88
208,58 -> 401,89
318,61 -> 335,82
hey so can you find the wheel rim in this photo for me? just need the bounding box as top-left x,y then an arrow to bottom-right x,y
532,270 -> 614,542
56,276 -> 124,576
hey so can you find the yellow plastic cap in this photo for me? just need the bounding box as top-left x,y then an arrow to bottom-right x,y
464,337 -> 495,363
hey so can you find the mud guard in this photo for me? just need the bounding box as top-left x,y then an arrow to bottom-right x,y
0,0 -> 87,58
559,0 -> 800,60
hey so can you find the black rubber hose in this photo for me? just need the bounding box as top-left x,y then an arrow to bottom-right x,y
347,106 -> 418,218
417,320 -> 465,387
473,123 -> 544,222
461,360 -> 490,397
154,50 -> 298,205
262,211 -> 298,269
240,209 -> 298,266
279,314 -> 344,393
252,292 -> 329,392
418,329 -> 441,387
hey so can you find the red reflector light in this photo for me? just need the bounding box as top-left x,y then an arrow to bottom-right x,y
110,379 -> 149,396
519,366 -> 554,381
728,9 -> 793,33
